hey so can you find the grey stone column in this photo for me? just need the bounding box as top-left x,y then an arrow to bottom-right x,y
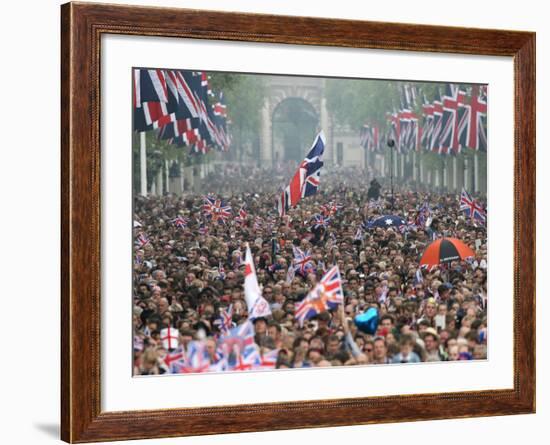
260,98 -> 272,165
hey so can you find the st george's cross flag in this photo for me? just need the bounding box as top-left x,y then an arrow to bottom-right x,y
277,132 -> 325,217
160,327 -> 179,350
243,244 -> 272,320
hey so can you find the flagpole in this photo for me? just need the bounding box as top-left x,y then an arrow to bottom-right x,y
140,131 -> 147,196
412,151 -> 417,183
165,159 -> 170,194
474,151 -> 479,193
387,139 -> 395,211
463,156 -> 469,192
271,230 -> 277,262
453,157 -> 457,191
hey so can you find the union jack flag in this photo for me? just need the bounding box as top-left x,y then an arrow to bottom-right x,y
415,201 -> 431,227
460,188 -> 486,224
421,95 -> 435,150
235,204 -> 247,224
208,349 -> 229,372
438,84 -> 466,155
388,108 -> 400,151
320,202 -> 341,216
172,216 -> 189,229
354,227 -> 364,241
278,132 -> 325,217
292,245 -> 314,276
311,214 -> 330,230
429,90 -> 444,152
202,194 -> 215,210
460,85 -> 487,151
360,124 -> 380,152
220,321 -> 256,354
360,124 -> 371,149
203,195 -> 232,224
164,346 -> 186,373
295,266 -> 344,326
230,345 -> 261,372
214,304 -> 233,333
135,233 -> 150,248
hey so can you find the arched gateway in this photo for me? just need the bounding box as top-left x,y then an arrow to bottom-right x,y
260,76 -> 333,165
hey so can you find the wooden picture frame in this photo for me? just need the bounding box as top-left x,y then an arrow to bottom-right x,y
61,1 -> 535,442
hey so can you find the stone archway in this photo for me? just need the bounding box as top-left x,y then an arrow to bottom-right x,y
260,76 -> 332,165
272,97 -> 318,162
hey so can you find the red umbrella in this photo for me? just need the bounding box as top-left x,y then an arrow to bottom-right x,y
419,238 -> 475,268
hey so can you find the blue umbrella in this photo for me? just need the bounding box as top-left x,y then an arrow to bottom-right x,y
366,215 -> 407,229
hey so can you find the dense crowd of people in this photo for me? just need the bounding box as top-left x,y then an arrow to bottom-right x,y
132,164 -> 487,375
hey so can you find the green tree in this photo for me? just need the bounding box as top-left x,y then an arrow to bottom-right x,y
209,73 -> 266,161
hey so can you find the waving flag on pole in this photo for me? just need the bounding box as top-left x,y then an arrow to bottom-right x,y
415,200 -> 431,227
460,188 -> 486,224
320,202 -> 342,217
203,195 -> 232,224
311,214 -> 331,230
135,232 -> 150,248
172,216 -> 189,229
292,245 -> 315,277
277,132 -> 325,216
295,266 -> 344,326
214,305 -> 234,334
244,245 -> 272,320
235,203 -> 247,225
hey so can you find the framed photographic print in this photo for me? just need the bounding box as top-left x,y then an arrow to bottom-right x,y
61,2 -> 535,443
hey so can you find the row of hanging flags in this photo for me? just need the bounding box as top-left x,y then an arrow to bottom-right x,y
133,68 -> 231,154
360,83 -> 487,155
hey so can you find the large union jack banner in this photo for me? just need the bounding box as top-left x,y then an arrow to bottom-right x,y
277,132 -> 325,217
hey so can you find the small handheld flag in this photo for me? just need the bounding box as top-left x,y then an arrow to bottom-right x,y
243,244 -> 272,320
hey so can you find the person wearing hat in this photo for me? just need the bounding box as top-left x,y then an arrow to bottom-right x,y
421,327 -> 442,362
